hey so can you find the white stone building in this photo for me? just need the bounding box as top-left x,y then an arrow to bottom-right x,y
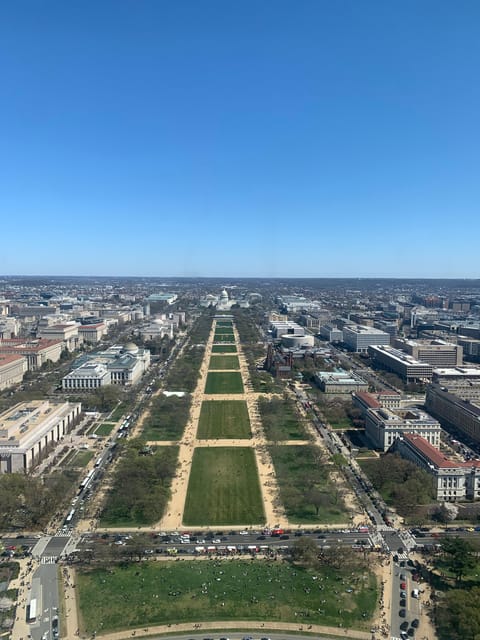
0,400 -> 82,473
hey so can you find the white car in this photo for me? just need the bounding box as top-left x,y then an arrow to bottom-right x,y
239,530 -> 249,535
212,538 -> 221,544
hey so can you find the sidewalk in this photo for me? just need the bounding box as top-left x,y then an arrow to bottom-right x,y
9,557 -> 40,640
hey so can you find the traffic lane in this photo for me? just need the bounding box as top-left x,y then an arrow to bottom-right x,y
390,566 -> 407,638
383,532 -> 407,554
30,564 -> 59,640
1,536 -> 39,548
81,531 -> 372,547
41,536 -> 70,558
128,633 -> 347,640
391,563 -> 420,638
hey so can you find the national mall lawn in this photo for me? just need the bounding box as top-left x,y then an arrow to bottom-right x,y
77,559 -> 378,634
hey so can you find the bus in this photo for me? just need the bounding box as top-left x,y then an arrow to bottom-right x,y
27,598 -> 37,622
79,469 -> 95,491
65,509 -> 75,524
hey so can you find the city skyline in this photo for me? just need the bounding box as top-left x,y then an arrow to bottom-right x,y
1,1 -> 479,278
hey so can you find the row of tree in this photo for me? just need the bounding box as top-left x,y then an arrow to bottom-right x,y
141,393 -> 191,440
100,440 -> 178,526
361,453 -> 436,517
0,470 -> 78,532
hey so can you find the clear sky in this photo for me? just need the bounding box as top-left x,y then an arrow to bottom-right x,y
1,1 -> 479,278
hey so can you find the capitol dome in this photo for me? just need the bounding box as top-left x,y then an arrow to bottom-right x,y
220,289 -> 229,300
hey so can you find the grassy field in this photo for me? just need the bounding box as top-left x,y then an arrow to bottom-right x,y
67,450 -> 94,468
205,372 -> 244,394
183,447 -> 264,525
95,422 -> 115,436
208,355 -> 240,370
77,560 -> 377,634
216,321 -> 233,328
212,344 -> 237,353
214,333 -> 235,342
110,403 -> 127,421
258,397 -> 310,440
214,326 -> 235,334
269,445 -> 349,524
197,400 -> 251,439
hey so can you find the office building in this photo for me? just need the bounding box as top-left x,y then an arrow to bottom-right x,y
393,338 -> 463,367
270,321 -> 305,339
365,407 -> 441,452
319,324 -> 343,342
0,338 -> 63,371
315,369 -> 368,394
0,400 -> 82,473
0,354 -> 28,390
394,434 -> 480,501
78,323 -> 107,343
342,324 -> 390,353
425,384 -> 480,445
368,345 -> 433,382
352,390 -> 401,415
38,322 -> 82,351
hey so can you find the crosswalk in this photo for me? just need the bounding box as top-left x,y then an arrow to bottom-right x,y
41,556 -> 58,564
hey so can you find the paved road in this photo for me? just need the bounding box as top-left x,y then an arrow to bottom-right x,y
28,563 -> 60,640
390,558 -> 421,640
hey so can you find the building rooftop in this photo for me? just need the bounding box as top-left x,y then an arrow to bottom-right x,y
369,344 -> 431,366
433,367 -> 480,378
0,338 -> 62,352
316,369 -> 367,385
0,353 -> 26,366
344,324 -> 390,335
0,400 -> 78,447
353,391 -> 381,409
403,433 -> 480,470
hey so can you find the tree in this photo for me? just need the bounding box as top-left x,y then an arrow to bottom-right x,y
435,502 -> 459,525
441,536 -> 477,583
436,586 -> 480,640
306,487 -> 331,515
290,536 -> 319,565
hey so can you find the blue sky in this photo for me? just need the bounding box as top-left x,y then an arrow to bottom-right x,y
1,1 -> 479,278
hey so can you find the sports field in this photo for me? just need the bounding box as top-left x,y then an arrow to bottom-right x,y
208,355 -> 240,370
183,447 -> 264,524
197,400 -> 251,439
211,344 -> 237,353
77,560 -> 377,633
205,371 -> 244,394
